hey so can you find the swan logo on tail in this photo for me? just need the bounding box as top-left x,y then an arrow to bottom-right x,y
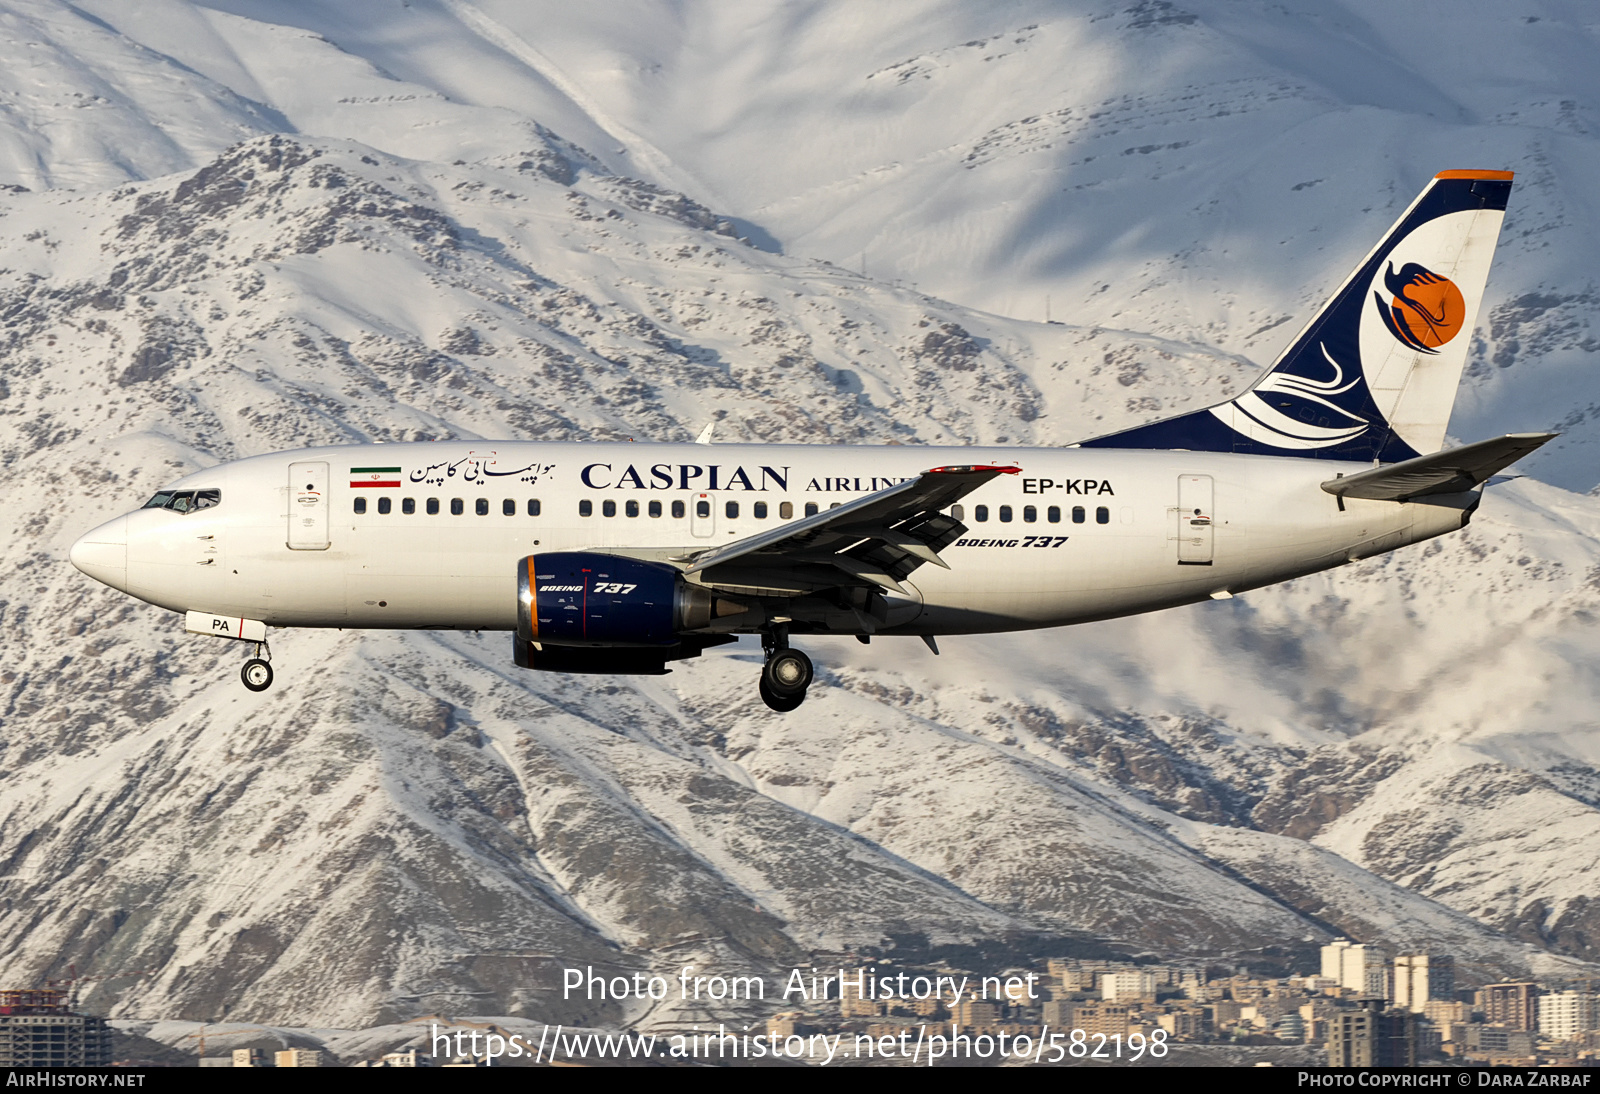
1376,262 -> 1466,354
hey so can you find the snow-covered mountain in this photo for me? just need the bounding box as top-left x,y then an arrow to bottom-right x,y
1,0 -> 1599,1027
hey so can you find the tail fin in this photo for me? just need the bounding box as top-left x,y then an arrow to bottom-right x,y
1082,170 -> 1514,462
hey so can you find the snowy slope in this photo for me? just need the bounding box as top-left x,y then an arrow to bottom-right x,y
1,1 -> 1599,1026
88,0 -> 1600,489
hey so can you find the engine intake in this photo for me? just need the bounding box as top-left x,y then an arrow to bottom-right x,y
516,552 -> 746,647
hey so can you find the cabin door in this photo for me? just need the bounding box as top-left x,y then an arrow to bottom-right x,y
288,461 -> 331,550
1176,474 -> 1214,565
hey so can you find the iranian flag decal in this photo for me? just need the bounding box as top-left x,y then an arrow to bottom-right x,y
350,466 -> 402,488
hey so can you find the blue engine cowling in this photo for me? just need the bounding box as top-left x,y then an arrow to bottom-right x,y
516,552 -> 744,647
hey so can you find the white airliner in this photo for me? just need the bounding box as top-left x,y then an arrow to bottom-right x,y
71,170 -> 1550,711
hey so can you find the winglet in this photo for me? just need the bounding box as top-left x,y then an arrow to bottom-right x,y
695,422 -> 716,445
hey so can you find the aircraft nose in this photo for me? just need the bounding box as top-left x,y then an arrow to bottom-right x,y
70,514 -> 129,591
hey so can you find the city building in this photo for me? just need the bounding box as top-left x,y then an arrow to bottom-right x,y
1273,1013 -> 1306,1042
1328,1000 -> 1416,1067
951,1000 -> 1001,1030
1482,982 -> 1539,1031
1101,971 -> 1157,1002
1157,1010 -> 1205,1040
275,1048 -> 323,1067
1538,991 -> 1598,1042
1392,955 -> 1454,1012
0,990 -> 113,1068
1423,999 -> 1470,1027
1042,1000 -> 1076,1027
1067,1004 -> 1134,1038
1468,1025 -> 1536,1058
1320,941 -> 1388,998
839,984 -> 881,1019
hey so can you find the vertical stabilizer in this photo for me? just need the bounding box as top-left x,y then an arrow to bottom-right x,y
1082,171 -> 1513,462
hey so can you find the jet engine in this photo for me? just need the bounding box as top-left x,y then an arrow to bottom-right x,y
516,552 -> 747,648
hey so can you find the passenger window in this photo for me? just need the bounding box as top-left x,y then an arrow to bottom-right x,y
725,500 -> 739,519
780,502 -> 793,519
626,500 -> 639,518
1072,506 -> 1085,524
503,499 -> 515,516
951,504 -> 964,521
1023,505 -> 1037,523
378,497 -> 391,515
427,498 -> 440,515
999,505 -> 1013,523
649,500 -> 662,518
450,498 -> 464,516
579,500 -> 593,517
974,505 -> 989,522
403,497 -> 416,515
671,500 -> 686,519
1047,506 -> 1061,523
696,500 -> 710,518
1096,506 -> 1110,524
476,498 -> 489,516
805,502 -> 818,517
354,497 -> 367,515
602,500 -> 617,517
527,499 -> 540,517
830,503 -> 840,509
754,501 -> 768,519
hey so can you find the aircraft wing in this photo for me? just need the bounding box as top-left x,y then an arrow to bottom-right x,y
675,464 -> 1019,596
1320,432 -> 1557,502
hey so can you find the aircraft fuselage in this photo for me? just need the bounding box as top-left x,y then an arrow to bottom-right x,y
70,440 -> 1475,637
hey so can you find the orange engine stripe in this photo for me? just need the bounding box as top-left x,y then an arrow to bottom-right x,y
1434,169 -> 1514,180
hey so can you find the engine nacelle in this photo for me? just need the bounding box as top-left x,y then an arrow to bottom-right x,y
516,552 -> 745,647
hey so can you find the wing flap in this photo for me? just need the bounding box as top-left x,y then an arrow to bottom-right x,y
683,464 -> 1018,593
1321,432 -> 1556,501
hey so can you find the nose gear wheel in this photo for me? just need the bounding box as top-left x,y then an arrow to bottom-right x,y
241,658 -> 274,692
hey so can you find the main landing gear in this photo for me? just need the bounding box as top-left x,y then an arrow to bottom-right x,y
759,629 -> 813,713
241,640 -> 273,692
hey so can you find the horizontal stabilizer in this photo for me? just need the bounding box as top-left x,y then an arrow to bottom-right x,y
1321,432 -> 1556,501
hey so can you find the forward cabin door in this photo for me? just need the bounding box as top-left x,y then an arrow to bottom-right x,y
1176,474 -> 1214,565
288,461 -> 331,550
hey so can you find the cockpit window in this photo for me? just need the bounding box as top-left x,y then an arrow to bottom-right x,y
142,488 -> 221,513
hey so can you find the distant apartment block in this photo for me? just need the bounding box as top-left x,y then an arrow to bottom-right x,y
1328,1000 -> 1416,1067
1538,991 -> 1598,1042
1423,999 -> 1470,1026
0,990 -> 112,1069
1320,941 -> 1388,998
1101,971 -> 1157,1002
1067,1004 -> 1134,1038
1157,1010 -> 1204,1040
276,1048 -> 324,1067
951,1000 -> 1001,1030
1392,955 -> 1454,1012
1482,982 -> 1539,1031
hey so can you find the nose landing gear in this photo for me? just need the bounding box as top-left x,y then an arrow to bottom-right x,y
241,641 -> 273,692
759,629 -> 812,712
